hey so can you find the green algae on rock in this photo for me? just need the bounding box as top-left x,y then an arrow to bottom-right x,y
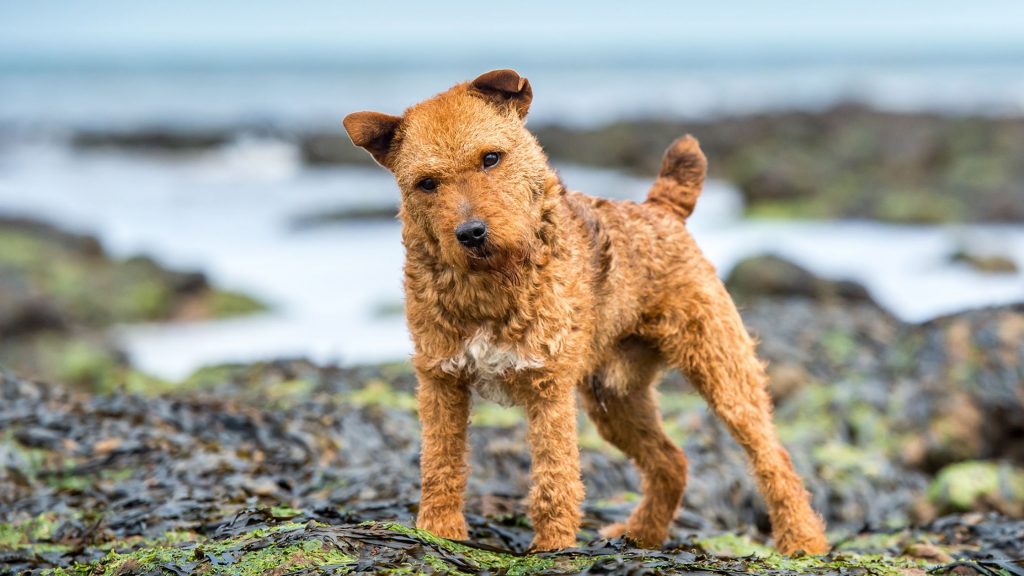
0,217 -> 266,391
38,519 -> 1005,576
3,297 -> 1024,573
928,461 -> 1024,516
0,219 -> 264,327
529,106 -> 1024,224
44,521 -> 355,576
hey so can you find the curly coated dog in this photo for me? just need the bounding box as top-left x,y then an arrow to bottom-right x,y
343,69 -> 829,554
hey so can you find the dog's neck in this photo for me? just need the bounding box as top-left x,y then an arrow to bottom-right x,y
403,170 -> 570,341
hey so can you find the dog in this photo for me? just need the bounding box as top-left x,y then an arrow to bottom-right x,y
343,69 -> 829,555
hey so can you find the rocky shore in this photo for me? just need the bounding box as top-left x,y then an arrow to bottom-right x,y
0,217 -> 265,391
1,248 -> 1022,573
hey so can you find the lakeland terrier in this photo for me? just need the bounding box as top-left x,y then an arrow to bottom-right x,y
343,69 -> 829,554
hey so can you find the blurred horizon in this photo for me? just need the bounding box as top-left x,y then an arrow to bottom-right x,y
3,0 -> 1024,64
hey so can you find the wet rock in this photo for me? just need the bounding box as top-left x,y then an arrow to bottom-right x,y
0,247 -> 1023,573
0,217 -> 225,326
949,249 -> 1019,274
71,129 -> 232,153
916,307 -> 1024,465
531,106 -> 1024,223
765,361 -> 812,402
928,461 -> 1024,517
903,542 -> 954,564
288,205 -> 399,231
737,299 -> 1024,528
0,274 -> 68,337
743,299 -> 1024,473
912,393 -> 986,472
0,217 -> 265,389
299,133 -> 375,166
0,216 -> 103,256
54,106 -> 1024,223
2,360 -> 1024,573
726,254 -> 873,304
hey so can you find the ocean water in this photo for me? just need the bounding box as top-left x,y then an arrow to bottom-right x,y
1,58 -> 1023,379
2,56 -> 1024,131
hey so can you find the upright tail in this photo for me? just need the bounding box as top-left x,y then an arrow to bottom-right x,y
645,135 -> 707,220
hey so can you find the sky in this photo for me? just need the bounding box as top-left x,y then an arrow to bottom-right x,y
2,1 -> 1023,63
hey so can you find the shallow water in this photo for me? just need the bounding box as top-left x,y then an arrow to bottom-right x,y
1,138 -> 1021,379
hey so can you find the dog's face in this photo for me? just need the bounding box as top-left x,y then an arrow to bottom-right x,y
344,70 -> 550,272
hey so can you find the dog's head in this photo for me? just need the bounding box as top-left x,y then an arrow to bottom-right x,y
344,69 -> 551,272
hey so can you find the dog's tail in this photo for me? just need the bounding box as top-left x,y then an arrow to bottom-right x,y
644,135 -> 707,220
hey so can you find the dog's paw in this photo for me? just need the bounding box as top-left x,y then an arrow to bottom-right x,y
773,520 -> 830,555
530,532 -> 578,551
598,522 -> 666,549
598,522 -> 629,539
415,515 -> 469,541
775,532 -> 830,556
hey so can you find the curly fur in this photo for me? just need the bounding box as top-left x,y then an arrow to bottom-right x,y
343,69 -> 829,555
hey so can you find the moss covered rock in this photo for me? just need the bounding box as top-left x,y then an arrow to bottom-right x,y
928,461 -> 1024,516
0,217 -> 266,390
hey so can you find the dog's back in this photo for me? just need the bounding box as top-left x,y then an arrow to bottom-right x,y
556,137 -> 713,348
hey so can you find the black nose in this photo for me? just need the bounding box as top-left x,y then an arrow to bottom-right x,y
455,219 -> 488,248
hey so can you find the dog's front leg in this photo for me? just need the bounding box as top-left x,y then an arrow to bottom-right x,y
415,369 -> 471,540
524,381 -> 584,550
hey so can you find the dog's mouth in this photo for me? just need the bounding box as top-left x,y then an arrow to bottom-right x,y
460,240 -> 534,280
465,244 -> 494,259
465,244 -> 497,270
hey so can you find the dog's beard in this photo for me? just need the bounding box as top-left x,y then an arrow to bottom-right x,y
460,239 -> 532,283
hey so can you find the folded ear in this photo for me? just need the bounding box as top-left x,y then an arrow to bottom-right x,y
470,69 -> 533,119
343,111 -> 402,169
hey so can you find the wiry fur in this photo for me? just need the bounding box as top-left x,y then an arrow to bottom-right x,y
343,69 -> 829,554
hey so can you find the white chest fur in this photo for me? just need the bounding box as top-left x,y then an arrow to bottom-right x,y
437,330 -> 543,407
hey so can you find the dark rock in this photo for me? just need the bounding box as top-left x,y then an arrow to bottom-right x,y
3,293 -> 1024,572
300,133 -> 375,166
0,216 -> 104,257
927,461 -> 1024,518
726,254 -> 873,304
0,217 -> 264,389
0,272 -> 68,338
950,249 -> 1019,274
915,305 -> 1024,466
289,205 -> 399,231
54,106 -> 1024,223
122,255 -> 210,295
71,129 -> 231,153
531,106 -> 1024,223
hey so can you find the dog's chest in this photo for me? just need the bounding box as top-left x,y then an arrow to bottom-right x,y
438,331 -> 542,407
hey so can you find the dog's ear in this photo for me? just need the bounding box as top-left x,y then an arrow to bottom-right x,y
343,111 -> 402,169
470,69 -> 533,119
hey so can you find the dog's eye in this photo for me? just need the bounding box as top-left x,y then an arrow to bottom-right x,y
482,152 -> 501,169
418,178 -> 438,192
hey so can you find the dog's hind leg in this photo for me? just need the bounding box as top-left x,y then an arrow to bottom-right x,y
579,339 -> 687,548
652,280 -> 829,555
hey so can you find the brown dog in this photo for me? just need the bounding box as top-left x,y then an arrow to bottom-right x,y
343,69 -> 829,555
